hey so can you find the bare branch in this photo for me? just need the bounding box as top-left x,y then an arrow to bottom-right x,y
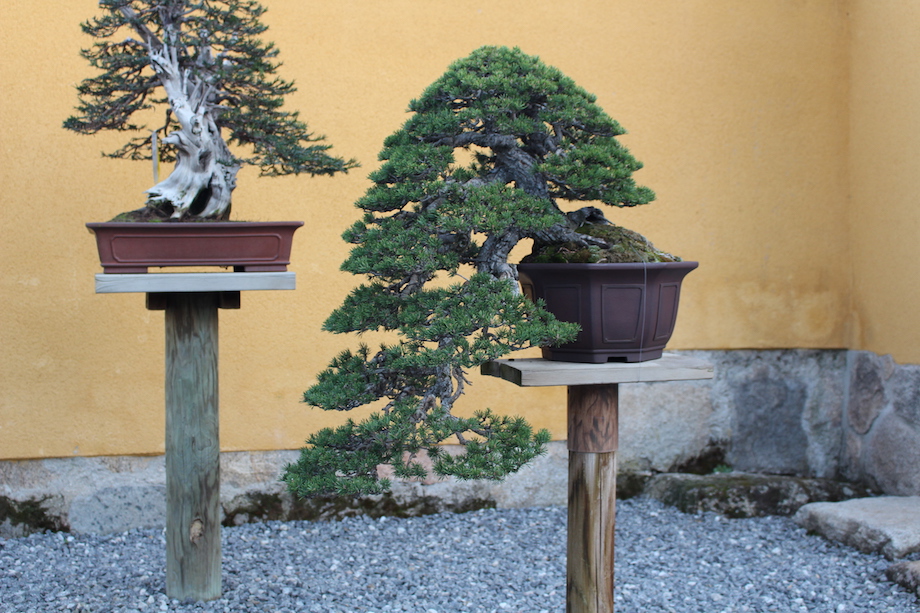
117,6 -> 162,51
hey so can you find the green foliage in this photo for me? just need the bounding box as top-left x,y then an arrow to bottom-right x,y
64,0 -> 356,176
404,45 -> 655,208
284,46 -> 657,497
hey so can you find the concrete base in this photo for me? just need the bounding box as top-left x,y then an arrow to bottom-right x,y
0,444 -> 570,538
2,348 -> 919,537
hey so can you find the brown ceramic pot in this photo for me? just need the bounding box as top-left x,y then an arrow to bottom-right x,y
87,221 -> 304,273
517,261 -> 698,363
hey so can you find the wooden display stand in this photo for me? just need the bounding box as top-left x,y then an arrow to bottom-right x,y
95,271 -> 296,601
481,354 -> 714,613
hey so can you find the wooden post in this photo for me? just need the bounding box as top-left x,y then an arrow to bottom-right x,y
164,293 -> 221,601
567,384 -> 619,613
480,356 -> 713,613
95,272 -> 297,602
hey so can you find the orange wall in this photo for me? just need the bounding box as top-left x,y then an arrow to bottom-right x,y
0,1 -> 877,460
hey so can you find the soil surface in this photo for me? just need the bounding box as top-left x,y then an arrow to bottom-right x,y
523,221 -> 681,264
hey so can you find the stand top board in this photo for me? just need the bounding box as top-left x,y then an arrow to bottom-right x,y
481,354 -> 714,387
95,272 -> 295,294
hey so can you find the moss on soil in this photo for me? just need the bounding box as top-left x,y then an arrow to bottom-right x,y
523,222 -> 681,264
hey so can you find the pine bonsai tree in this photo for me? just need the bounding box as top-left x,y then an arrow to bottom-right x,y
283,46 -> 657,497
65,0 -> 356,221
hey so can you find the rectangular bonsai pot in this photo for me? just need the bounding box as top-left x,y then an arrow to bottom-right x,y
87,221 -> 304,273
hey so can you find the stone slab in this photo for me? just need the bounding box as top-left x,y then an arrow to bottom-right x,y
481,353 -> 714,387
886,560 -> 920,596
0,446 -> 571,537
95,272 -> 296,293
793,496 -> 920,559
643,472 -> 873,518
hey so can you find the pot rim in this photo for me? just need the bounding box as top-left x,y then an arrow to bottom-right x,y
517,260 -> 698,271
87,220 -> 304,230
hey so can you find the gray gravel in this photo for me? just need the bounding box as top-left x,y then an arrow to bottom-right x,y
0,497 -> 917,613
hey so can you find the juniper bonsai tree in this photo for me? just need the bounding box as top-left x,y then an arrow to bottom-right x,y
283,46 -> 658,497
65,0 -> 356,221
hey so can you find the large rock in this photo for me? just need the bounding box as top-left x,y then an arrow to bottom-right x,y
863,413 -> 920,495
617,380 -> 716,474
794,496 -> 920,560
644,472 -> 872,518
706,350 -> 847,478
842,352 -> 920,496
846,350 -> 891,435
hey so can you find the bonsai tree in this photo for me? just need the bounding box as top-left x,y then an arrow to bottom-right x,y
65,0 -> 356,221
283,46 -> 662,497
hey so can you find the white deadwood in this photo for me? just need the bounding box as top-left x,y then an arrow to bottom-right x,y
122,7 -> 239,219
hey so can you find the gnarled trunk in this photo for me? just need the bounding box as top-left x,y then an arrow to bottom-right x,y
145,112 -> 239,220
132,9 -> 239,221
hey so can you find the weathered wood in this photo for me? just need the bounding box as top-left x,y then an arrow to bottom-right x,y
165,293 -> 221,601
481,358 -> 712,613
567,451 -> 617,613
480,354 -> 714,387
95,273 -> 299,601
568,385 -> 619,453
567,382 -> 619,613
95,271 -> 296,294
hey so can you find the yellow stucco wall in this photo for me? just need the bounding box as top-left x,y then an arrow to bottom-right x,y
0,0 -> 888,460
849,1 -> 920,362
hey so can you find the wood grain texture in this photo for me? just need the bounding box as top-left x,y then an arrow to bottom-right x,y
165,293 -> 221,601
480,354 -> 714,387
567,451 -> 617,613
568,385 -> 619,453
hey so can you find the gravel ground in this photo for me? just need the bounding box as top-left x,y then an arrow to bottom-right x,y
0,497 -> 917,613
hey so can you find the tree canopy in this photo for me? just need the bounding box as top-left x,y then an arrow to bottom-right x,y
65,0 -> 355,219
283,46 -> 656,497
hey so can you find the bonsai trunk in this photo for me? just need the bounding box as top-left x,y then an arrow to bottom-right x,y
143,35 -> 239,220
146,113 -> 239,220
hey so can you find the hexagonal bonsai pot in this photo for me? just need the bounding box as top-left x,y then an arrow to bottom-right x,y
518,260 -> 697,363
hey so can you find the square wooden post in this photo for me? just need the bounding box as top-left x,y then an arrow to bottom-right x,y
95,272 -> 295,602
163,292 -> 222,600
481,355 -> 714,613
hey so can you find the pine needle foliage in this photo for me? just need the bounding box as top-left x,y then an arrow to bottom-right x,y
283,46 -> 655,497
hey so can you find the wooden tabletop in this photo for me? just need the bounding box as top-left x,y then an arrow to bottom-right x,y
480,353 -> 714,387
